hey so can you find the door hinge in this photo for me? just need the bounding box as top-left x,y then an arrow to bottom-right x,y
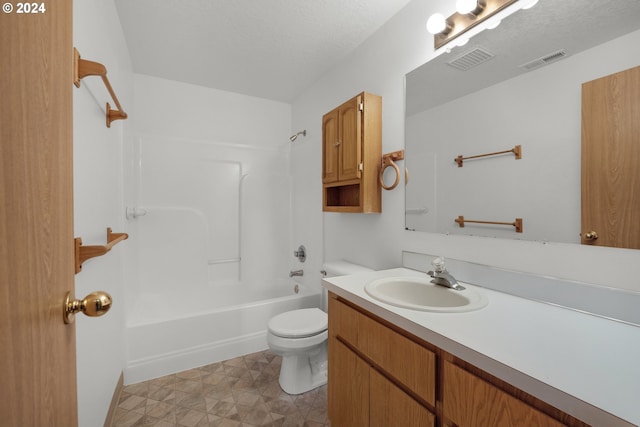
359,102 -> 364,112
359,163 -> 364,171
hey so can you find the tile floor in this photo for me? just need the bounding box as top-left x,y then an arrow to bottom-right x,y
112,350 -> 329,427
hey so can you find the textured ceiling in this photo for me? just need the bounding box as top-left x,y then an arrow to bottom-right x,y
115,0 -> 413,102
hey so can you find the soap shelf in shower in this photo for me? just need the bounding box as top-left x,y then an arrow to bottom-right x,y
75,227 -> 128,274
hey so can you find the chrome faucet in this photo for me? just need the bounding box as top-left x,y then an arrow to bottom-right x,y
427,257 -> 465,291
289,269 -> 304,277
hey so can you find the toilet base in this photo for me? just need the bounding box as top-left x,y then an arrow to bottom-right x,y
277,344 -> 327,395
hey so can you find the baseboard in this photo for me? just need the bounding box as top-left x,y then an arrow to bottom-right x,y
103,371 -> 123,427
124,331 -> 268,384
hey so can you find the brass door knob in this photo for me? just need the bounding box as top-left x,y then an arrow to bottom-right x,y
63,291 -> 112,324
583,231 -> 599,241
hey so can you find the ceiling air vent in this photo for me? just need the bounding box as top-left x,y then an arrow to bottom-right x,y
520,49 -> 567,71
447,47 -> 495,71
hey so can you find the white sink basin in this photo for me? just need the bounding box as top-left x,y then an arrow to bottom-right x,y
364,276 -> 488,313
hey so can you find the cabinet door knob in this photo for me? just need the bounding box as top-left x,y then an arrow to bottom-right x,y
334,141 -> 341,147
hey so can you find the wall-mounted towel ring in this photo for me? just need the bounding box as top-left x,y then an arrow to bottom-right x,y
379,150 -> 405,191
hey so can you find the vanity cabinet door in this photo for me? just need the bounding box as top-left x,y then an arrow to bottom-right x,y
363,313 -> 436,406
370,368 -> 435,427
329,295 -> 436,405
443,361 -> 566,427
328,294 -> 367,350
328,337 -> 369,427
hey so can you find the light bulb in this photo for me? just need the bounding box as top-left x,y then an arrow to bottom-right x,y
456,0 -> 478,15
456,37 -> 470,47
486,17 -> 501,29
426,13 -> 447,34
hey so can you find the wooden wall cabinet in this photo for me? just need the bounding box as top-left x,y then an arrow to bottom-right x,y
322,92 -> 382,213
327,293 -> 588,427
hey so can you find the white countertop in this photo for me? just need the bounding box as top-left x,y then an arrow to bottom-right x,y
322,267 -> 640,427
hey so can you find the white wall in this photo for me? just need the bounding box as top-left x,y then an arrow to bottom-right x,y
131,74 -> 292,147
291,0 -> 640,294
290,0 -> 436,291
73,0 -> 133,425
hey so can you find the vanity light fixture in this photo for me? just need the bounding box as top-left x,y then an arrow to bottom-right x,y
456,0 -> 485,16
427,0 -> 534,49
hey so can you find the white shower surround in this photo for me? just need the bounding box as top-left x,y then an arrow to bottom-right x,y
123,133 -> 315,383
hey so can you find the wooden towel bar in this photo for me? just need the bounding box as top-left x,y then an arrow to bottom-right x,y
73,48 -> 128,128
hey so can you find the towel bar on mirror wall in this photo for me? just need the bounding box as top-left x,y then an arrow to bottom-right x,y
455,145 -> 521,167
455,215 -> 523,233
73,48 -> 128,128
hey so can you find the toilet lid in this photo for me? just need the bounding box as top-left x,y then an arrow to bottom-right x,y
268,308 -> 328,338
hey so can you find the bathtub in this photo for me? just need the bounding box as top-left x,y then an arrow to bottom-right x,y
124,280 -> 321,384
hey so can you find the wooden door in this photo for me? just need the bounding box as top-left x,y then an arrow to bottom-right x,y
581,66 -> 640,249
0,1 -> 78,426
323,109 -> 339,183
337,95 -> 362,182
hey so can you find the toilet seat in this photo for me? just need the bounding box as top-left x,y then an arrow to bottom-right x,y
268,308 -> 327,338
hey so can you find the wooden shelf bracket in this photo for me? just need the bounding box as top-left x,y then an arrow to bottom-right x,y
73,48 -> 128,128
75,228 -> 128,274
455,215 -> 523,233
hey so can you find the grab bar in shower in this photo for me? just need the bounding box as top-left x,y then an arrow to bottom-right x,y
208,258 -> 241,265
75,227 -> 128,273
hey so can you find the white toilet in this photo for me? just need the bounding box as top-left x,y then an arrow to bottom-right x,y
267,261 -> 373,395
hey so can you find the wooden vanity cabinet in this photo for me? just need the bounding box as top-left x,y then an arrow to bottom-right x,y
328,295 -> 436,427
329,339 -> 370,427
327,292 -> 588,427
322,92 -> 382,213
443,361 -> 566,427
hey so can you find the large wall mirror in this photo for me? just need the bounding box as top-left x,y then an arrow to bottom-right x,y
405,0 -> 640,245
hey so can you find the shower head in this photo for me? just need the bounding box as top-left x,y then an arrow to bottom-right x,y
289,130 -> 306,142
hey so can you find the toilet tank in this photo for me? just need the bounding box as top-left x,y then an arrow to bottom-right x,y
321,261 -> 374,310
323,260 -> 374,277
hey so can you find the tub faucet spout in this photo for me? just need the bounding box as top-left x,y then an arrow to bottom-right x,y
289,269 -> 304,277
